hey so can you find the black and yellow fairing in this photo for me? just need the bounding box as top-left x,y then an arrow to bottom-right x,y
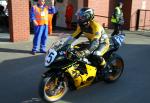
65,64 -> 97,89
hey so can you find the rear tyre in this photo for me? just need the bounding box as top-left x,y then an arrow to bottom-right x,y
39,75 -> 68,102
104,53 -> 124,83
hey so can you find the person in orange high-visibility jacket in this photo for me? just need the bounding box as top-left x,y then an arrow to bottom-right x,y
48,0 -> 57,35
65,0 -> 73,29
30,0 -> 56,55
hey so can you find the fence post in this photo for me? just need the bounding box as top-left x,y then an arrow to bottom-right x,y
136,9 -> 140,30
143,10 -> 147,30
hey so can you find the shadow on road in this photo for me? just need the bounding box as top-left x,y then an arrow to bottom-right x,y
0,38 -> 10,42
0,54 -> 46,103
0,48 -> 31,54
0,44 -> 150,103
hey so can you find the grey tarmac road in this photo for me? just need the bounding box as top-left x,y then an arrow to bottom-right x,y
0,31 -> 150,103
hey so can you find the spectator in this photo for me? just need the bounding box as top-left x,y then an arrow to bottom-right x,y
30,0 -> 56,55
48,0 -> 57,35
111,2 -> 124,36
48,13 -> 53,35
65,0 -> 74,29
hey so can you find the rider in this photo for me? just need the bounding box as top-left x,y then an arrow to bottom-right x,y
64,7 -> 110,68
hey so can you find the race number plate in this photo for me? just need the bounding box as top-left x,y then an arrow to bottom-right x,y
45,49 -> 57,67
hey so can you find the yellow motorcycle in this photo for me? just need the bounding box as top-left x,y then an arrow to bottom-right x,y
39,35 -> 124,102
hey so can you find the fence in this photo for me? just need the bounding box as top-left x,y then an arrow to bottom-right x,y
136,9 -> 150,30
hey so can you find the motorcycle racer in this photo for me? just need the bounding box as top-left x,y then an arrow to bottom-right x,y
40,7 -> 125,103
64,7 -> 110,68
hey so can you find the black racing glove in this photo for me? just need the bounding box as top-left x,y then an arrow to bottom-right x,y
75,49 -> 90,58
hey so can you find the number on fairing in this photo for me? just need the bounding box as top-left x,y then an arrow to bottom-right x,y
45,49 -> 57,66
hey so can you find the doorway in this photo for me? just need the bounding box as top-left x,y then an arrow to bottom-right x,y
0,0 -> 8,33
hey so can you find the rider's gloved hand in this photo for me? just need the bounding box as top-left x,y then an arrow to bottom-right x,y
75,49 -> 90,58
66,49 -> 75,59
75,51 -> 85,58
67,52 -> 73,59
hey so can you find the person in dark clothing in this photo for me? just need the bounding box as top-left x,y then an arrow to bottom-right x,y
111,2 -> 124,36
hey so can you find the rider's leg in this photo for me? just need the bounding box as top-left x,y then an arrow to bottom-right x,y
93,40 -> 109,68
111,23 -> 119,36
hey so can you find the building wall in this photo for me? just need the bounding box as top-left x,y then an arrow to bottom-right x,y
71,0 -> 78,22
87,0 -> 133,30
8,0 -> 30,42
7,0 -> 150,42
131,0 -> 150,30
88,0 -> 150,31
88,0 -> 110,28
78,0 -> 83,9
121,0 -> 132,30
54,0 -> 116,29
87,0 -> 117,29
55,0 -> 68,27
87,0 -> 150,31
55,0 -> 78,27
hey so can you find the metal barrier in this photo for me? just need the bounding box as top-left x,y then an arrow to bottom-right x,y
136,9 -> 150,30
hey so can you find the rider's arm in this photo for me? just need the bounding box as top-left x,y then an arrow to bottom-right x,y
71,25 -> 82,39
77,38 -> 100,57
85,22 -> 108,55
88,38 -> 100,52
87,23 -> 104,53
63,25 -> 82,47
63,36 -> 76,47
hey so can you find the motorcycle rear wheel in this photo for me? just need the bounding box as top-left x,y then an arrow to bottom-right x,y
39,75 -> 68,102
104,54 -> 124,83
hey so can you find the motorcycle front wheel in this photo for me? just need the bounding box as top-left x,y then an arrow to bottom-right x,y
39,75 -> 68,102
104,53 -> 124,83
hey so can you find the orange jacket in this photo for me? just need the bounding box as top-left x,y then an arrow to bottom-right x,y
33,5 -> 48,25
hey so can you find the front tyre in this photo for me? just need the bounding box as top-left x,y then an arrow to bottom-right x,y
39,75 -> 68,102
104,53 -> 124,83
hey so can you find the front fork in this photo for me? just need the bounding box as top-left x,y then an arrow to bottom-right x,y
49,72 -> 66,95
